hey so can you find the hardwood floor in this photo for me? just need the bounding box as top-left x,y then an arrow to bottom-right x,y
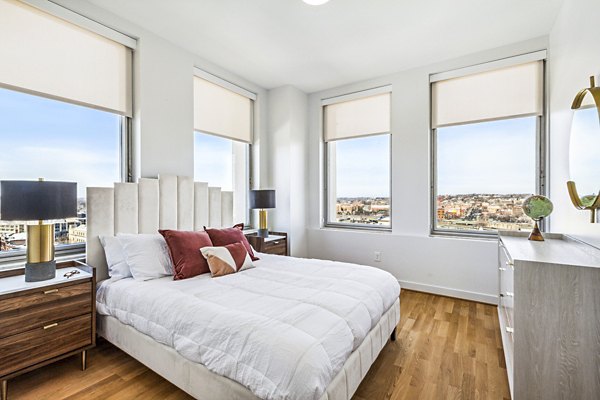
7,290 -> 510,400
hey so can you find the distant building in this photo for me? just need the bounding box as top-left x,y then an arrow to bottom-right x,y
0,223 -> 25,235
68,225 -> 87,244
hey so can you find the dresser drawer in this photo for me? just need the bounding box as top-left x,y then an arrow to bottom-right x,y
263,240 -> 287,255
0,313 -> 92,376
0,281 -> 92,339
498,242 -> 514,327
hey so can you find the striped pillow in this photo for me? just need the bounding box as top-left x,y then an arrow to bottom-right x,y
200,242 -> 254,277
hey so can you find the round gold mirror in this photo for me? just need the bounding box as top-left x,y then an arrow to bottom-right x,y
568,76 -> 600,222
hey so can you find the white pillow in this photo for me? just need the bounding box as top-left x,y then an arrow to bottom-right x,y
117,233 -> 174,281
99,235 -> 131,281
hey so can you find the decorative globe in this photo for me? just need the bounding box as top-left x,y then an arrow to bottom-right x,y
581,194 -> 597,208
522,195 -> 553,221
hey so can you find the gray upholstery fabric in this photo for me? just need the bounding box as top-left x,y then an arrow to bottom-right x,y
86,175 -> 230,280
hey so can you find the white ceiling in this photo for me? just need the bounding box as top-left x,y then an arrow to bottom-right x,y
87,0 -> 563,93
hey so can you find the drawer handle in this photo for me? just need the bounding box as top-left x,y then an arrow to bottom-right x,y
273,241 -> 280,245
44,289 -> 59,295
505,291 -> 514,297
506,326 -> 514,333
43,323 -> 58,330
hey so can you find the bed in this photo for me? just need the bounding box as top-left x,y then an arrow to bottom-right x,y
87,175 -> 401,400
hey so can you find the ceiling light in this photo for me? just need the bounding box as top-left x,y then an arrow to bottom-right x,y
303,0 -> 330,5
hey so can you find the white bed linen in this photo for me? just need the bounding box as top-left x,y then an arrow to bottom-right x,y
97,253 -> 400,400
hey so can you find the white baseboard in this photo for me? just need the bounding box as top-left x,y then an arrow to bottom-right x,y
399,279 -> 498,305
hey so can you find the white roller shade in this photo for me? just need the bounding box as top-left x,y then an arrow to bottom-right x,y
431,61 -> 543,128
193,76 -> 253,143
324,91 -> 391,142
0,0 -> 133,116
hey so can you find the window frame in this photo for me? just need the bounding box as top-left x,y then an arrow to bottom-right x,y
323,132 -> 393,231
0,113 -> 131,265
430,60 -> 547,238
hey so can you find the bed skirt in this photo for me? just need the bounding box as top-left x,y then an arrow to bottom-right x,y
97,297 -> 400,400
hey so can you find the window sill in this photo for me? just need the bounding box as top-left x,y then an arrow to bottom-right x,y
322,223 -> 392,233
0,250 -> 86,272
429,229 -> 500,241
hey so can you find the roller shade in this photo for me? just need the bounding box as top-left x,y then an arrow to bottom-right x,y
431,61 -> 543,128
0,0 -> 133,116
324,91 -> 391,142
193,76 -> 253,143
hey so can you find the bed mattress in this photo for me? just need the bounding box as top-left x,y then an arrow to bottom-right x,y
97,253 -> 400,400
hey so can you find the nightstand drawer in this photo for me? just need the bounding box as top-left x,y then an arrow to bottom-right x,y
0,282 -> 92,339
0,313 -> 92,376
263,240 -> 287,255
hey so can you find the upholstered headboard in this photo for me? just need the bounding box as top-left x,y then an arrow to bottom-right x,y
86,175 -> 233,281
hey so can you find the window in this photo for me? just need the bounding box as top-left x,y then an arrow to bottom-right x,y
323,88 -> 392,228
0,87 -> 123,256
431,56 -> 545,235
194,132 -> 249,224
193,73 -> 255,225
0,0 -> 133,260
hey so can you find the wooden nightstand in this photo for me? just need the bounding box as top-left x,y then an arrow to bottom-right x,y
0,261 -> 96,400
246,231 -> 288,256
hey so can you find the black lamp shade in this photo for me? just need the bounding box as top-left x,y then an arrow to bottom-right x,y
249,190 -> 276,209
0,180 -> 77,221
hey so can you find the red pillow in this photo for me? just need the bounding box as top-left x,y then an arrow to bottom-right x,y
159,230 -> 213,280
204,223 -> 259,261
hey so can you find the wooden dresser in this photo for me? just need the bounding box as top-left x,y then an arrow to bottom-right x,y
0,261 -> 96,400
498,231 -> 600,399
246,232 -> 288,256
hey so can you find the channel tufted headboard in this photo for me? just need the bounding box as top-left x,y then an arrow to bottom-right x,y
86,175 -> 233,281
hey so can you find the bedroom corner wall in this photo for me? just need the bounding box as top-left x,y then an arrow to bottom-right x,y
53,0 -> 269,189
306,37 -> 549,304
266,86 -> 309,257
547,0 -> 600,248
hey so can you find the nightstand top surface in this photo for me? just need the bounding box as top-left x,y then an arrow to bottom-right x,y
264,235 -> 286,242
0,267 -> 92,296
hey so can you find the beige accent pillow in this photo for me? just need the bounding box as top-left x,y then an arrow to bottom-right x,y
200,242 -> 254,277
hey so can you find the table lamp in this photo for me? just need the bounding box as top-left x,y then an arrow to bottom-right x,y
0,179 -> 77,282
249,190 -> 276,238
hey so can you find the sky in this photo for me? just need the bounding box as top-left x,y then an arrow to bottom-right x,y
333,134 -> 390,198
437,117 -> 536,195
333,116 -> 538,198
0,88 -> 120,198
194,132 -> 234,191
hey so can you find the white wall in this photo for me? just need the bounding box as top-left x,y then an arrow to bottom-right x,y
267,86 -> 309,257
306,37 -> 549,304
548,0 -> 600,248
54,0 -> 269,189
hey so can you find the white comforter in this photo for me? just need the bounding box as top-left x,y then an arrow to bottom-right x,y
97,253 -> 400,400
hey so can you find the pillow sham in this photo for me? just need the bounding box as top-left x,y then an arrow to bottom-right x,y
204,223 -> 258,261
99,235 -> 131,281
200,242 -> 254,277
117,233 -> 174,281
159,229 -> 213,280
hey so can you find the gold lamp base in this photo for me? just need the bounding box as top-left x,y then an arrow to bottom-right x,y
528,220 -> 545,242
25,222 -> 56,282
257,209 -> 269,238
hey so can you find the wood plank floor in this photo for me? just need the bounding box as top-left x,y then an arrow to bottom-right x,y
8,290 -> 510,400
